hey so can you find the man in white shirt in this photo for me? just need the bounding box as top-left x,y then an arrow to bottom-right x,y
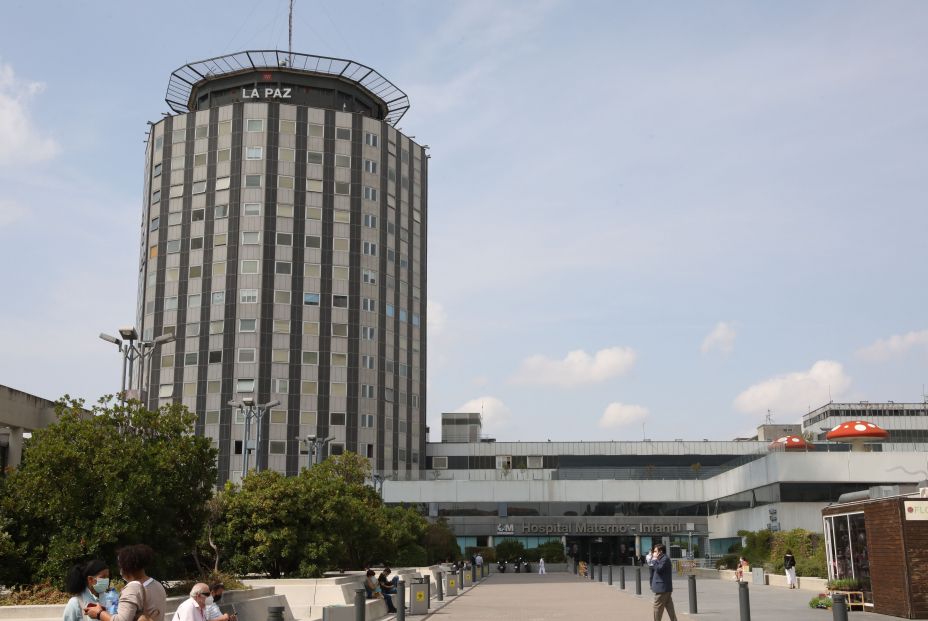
172,584 -> 209,621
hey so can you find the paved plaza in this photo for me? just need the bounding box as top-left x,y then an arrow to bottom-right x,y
428,572 -> 899,621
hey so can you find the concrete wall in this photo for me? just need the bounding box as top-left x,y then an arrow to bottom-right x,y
708,502 -> 829,539
0,385 -> 59,469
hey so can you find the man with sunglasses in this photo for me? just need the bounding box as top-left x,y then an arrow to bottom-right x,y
172,584 -> 211,621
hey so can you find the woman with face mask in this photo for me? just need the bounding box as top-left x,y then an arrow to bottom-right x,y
64,560 -> 110,621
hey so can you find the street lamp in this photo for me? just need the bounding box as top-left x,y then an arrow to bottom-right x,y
99,327 -> 175,400
229,398 -> 281,477
303,434 -> 335,470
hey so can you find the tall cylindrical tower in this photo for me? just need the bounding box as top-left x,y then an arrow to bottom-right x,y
138,51 -> 426,483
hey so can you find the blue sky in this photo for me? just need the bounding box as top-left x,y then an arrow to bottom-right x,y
1,1 -> 927,441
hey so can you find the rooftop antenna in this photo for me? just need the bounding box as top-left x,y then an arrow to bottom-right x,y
765,410 -> 773,425
288,0 -> 294,65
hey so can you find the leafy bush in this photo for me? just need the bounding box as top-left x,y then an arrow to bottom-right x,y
535,541 -> 566,563
716,553 -> 740,570
809,595 -> 833,609
827,578 -> 861,591
495,539 -> 525,561
0,582 -> 70,605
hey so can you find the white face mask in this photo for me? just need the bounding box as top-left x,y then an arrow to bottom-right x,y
205,597 -> 214,606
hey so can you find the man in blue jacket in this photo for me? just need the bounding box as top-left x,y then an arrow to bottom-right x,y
649,544 -> 678,621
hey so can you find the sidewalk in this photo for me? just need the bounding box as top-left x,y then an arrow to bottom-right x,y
430,572 -> 898,620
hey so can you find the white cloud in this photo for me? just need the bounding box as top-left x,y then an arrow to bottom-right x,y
427,299 -> 447,337
598,402 -> 649,429
454,396 -> 511,433
0,61 -> 58,165
856,329 -> 928,362
733,360 -> 851,417
701,321 -> 737,354
511,346 -> 637,387
0,199 -> 28,229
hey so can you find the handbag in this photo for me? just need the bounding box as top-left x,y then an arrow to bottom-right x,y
135,582 -> 154,621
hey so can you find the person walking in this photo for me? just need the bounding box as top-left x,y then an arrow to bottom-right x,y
784,550 -> 797,589
649,544 -> 678,621
538,558 -> 546,575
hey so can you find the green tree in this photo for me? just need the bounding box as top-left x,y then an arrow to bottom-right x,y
422,518 -> 460,564
0,396 -> 217,587
495,539 -> 525,561
534,540 -> 566,563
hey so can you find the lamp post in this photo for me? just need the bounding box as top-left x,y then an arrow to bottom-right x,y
229,397 -> 281,477
303,434 -> 335,469
99,327 -> 175,400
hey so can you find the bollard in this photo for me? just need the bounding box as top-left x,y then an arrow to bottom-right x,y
688,574 -> 698,614
472,563 -> 477,584
591,562 -> 595,581
267,606 -> 285,621
620,565 -> 626,590
353,589 -> 365,621
397,581 -> 406,621
573,559 -> 578,575
599,564 -> 603,582
832,594 -> 848,621
608,565 -> 613,585
738,581 -> 751,621
635,566 -> 642,595
437,572 -> 444,601
459,567 -> 465,591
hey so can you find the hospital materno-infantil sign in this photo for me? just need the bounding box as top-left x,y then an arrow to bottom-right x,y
496,520 -> 698,536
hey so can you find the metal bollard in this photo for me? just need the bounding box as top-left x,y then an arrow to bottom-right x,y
635,566 -> 642,595
599,564 -> 603,582
437,572 -> 444,601
573,559 -> 578,575
267,606 -> 285,621
620,565 -> 626,589
591,562 -> 595,581
459,567 -> 465,590
472,563 -> 477,584
354,589 -> 365,621
608,565 -> 613,585
688,574 -> 698,614
397,581 -> 406,621
832,594 -> 848,621
738,581 -> 751,621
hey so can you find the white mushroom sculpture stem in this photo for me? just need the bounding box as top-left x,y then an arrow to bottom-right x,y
825,420 -> 889,452
768,435 -> 809,452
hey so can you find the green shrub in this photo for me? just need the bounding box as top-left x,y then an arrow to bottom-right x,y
535,540 -> 566,563
809,595 -> 832,609
827,578 -> 861,591
716,553 -> 740,570
495,539 -> 525,561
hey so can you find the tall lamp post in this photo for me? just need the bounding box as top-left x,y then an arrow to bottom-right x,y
229,397 -> 281,477
303,434 -> 335,469
99,327 -> 175,400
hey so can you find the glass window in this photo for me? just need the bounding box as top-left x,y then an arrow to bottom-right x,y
279,119 -> 296,134
278,203 -> 294,217
335,182 -> 350,195
238,348 -> 256,363
307,151 -> 323,165
336,127 -> 351,140
212,291 -> 225,305
242,231 -> 260,244
236,378 -> 255,392
307,124 -> 323,137
275,261 -> 291,275
215,204 -> 229,219
195,125 -> 208,139
302,351 -> 318,365
273,320 -> 289,333
244,175 -> 262,188
172,129 -> 185,143
303,292 -> 320,306
184,352 -> 198,366
192,209 -> 204,222
194,153 -> 207,167
246,119 -> 264,132
239,318 -> 257,332
363,186 -> 377,201
335,154 -> 350,168
274,290 -> 291,304
332,295 -> 348,308
305,235 -> 321,248
192,180 -> 207,194
208,351 -> 222,364
365,132 -> 379,147
277,232 -> 292,246
218,120 -> 232,136
209,320 -> 223,334
241,260 -> 259,274
364,159 -> 377,174
217,148 -> 230,162
243,203 -> 261,216
189,265 -> 202,278
307,206 -> 322,220
240,289 -> 258,303
215,177 -> 230,191
278,176 -> 294,189
272,349 -> 289,363
245,146 -> 263,160
307,179 -> 323,193
278,147 -> 295,162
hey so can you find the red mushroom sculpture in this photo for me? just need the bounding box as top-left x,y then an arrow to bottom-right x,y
768,435 -> 808,451
825,420 -> 889,451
